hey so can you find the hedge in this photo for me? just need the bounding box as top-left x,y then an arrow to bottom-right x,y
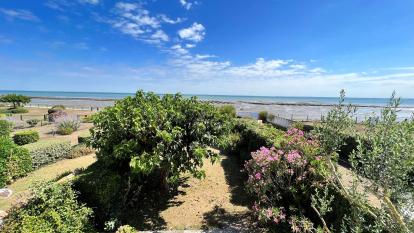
77,131 -> 91,144
13,130 -> 40,145
0,137 -> 33,187
23,139 -> 72,169
221,118 -> 285,162
0,119 -> 13,137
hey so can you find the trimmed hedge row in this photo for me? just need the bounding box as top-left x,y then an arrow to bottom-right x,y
0,137 -> 33,187
13,130 -> 39,145
221,118 -> 285,162
23,139 -> 72,169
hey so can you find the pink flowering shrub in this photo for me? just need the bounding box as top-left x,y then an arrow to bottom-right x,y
245,128 -> 332,232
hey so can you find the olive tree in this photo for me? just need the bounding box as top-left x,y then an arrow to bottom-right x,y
0,94 -> 31,108
351,92 -> 414,232
90,91 -> 229,189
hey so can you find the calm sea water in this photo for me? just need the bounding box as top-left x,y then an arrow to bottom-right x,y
1,90 -> 414,107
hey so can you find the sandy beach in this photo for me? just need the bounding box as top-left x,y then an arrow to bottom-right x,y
25,96 -> 414,122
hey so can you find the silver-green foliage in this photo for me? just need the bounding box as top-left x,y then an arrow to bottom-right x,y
23,140 -> 72,169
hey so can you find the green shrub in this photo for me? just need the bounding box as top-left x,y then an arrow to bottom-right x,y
26,119 -> 40,127
229,118 -> 285,161
74,161 -> 124,227
47,105 -> 66,114
2,182 -> 93,233
90,91 -> 228,180
218,104 -> 237,118
8,107 -> 29,114
116,225 -> 137,233
0,119 -> 13,137
23,139 -> 72,169
69,144 -> 95,159
0,137 -> 32,187
78,131 -> 91,144
56,116 -> 80,135
13,130 -> 40,145
258,111 -> 268,122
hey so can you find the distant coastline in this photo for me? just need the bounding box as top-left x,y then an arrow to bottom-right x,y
27,95 -> 414,109
2,90 -> 414,107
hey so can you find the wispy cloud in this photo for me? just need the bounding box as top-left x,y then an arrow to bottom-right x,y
0,8 -> 39,21
79,0 -> 100,5
103,2 -> 185,45
178,23 -> 205,43
179,0 -> 196,10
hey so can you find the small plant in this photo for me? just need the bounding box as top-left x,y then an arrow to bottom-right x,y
258,111 -> 268,122
4,117 -> 27,129
218,105 -> 237,118
13,130 -> 40,145
26,119 -> 40,127
68,144 -> 95,159
0,119 -> 13,137
56,116 -> 81,135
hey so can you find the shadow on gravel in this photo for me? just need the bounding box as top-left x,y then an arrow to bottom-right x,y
124,177 -> 189,231
220,154 -> 252,207
202,206 -> 258,232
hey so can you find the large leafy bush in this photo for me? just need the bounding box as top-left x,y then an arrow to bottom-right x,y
23,139 -> 72,169
2,182 -> 94,233
90,90 -> 228,182
78,91 -> 229,227
0,137 -> 32,187
13,130 -> 40,145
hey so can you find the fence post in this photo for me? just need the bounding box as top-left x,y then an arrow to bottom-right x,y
306,115 -> 309,121
20,115 -> 23,121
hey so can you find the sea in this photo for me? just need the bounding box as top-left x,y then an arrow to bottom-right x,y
1,90 -> 414,107
1,90 -> 414,121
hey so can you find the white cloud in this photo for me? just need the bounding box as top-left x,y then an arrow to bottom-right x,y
179,0 -> 193,10
150,30 -> 169,43
0,8 -> 39,21
79,0 -> 100,4
158,14 -> 185,24
108,2 -> 184,45
178,23 -> 205,42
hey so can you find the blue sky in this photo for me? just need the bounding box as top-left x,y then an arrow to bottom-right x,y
1,0 -> 414,97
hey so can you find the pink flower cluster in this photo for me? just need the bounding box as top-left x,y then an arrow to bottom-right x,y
285,150 -> 301,163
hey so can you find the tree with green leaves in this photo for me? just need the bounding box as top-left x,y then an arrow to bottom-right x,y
90,90 -> 230,190
0,94 -> 31,108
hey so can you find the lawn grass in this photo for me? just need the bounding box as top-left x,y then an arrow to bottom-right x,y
0,154 -> 96,211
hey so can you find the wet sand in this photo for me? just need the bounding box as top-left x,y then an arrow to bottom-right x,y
26,97 -> 414,121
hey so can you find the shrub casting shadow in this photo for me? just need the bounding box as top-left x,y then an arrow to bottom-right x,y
220,153 -> 252,207
202,205 -> 259,232
122,177 -> 188,231
74,161 -> 188,231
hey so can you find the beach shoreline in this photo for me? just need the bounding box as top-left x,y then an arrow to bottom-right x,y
22,96 -> 414,122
